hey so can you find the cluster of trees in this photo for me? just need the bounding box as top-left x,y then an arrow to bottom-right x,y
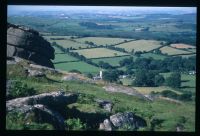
133,70 -> 182,88
102,69 -> 124,82
119,56 -> 196,73
132,69 -> 165,87
98,61 -> 113,69
79,22 -> 115,29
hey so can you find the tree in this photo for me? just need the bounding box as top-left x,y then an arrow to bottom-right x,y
146,71 -> 156,86
154,75 -> 165,86
132,69 -> 147,86
166,72 -> 181,88
103,70 -> 119,82
86,73 -> 93,79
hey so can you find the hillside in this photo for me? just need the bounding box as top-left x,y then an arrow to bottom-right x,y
6,8 -> 196,131
6,56 -> 195,131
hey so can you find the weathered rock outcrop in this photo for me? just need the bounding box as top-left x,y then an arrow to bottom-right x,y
6,91 -> 78,130
95,99 -> 113,112
7,23 -> 55,68
99,112 -> 147,131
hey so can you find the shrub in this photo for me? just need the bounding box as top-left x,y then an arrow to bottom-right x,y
65,118 -> 86,130
8,81 -> 36,99
6,112 -> 54,130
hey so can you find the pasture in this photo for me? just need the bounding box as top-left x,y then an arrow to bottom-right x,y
75,37 -> 133,46
159,46 -> 192,55
72,48 -> 129,59
48,39 -> 91,49
170,43 -> 196,49
91,56 -> 133,66
141,52 -> 167,60
160,72 -> 196,93
54,61 -> 100,74
115,40 -> 163,52
52,46 -> 78,63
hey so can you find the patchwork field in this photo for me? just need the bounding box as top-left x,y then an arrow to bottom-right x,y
75,37 -> 133,46
54,61 -> 100,74
159,46 -> 192,55
115,40 -> 163,52
52,46 -> 78,63
141,53 -> 167,60
49,39 -> 91,49
170,43 -> 196,49
91,56 -> 133,66
72,48 -> 129,59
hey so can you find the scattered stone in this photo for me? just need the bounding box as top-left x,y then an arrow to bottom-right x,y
95,99 -> 113,112
6,91 -> 78,112
27,69 -> 45,77
6,91 -> 78,130
109,112 -> 147,129
99,119 -> 113,131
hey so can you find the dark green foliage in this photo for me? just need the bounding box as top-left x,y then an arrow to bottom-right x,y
150,118 -> 165,131
133,69 -> 157,87
166,72 -> 181,88
119,57 -> 133,67
160,90 -> 178,99
177,92 -> 192,101
65,118 -> 86,130
8,81 -> 36,99
6,112 -> 54,130
77,94 -> 95,104
154,75 -> 165,86
86,73 -> 93,79
98,61 -> 113,69
160,90 -> 192,101
102,70 -> 120,82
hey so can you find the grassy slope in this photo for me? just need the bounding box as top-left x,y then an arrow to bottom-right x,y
7,62 -> 195,131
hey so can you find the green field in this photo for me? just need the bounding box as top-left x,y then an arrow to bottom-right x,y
52,46 -> 78,63
159,46 -> 192,55
91,56 -> 133,66
72,48 -> 129,59
49,39 -> 91,49
115,40 -> 163,52
75,37 -> 133,46
54,61 -> 100,74
141,53 -> 167,60
160,72 -> 196,93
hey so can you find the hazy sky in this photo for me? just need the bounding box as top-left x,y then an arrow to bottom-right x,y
8,5 -> 196,14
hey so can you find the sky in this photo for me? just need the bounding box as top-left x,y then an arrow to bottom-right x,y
8,6 -> 197,15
